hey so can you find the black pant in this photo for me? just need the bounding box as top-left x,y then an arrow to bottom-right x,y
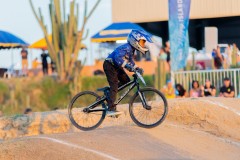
42,63 -> 48,75
103,61 -> 130,110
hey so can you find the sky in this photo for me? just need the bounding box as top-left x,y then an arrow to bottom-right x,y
0,0 -> 111,69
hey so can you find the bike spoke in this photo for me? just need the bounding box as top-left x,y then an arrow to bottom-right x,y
130,89 -> 167,128
69,92 -> 106,130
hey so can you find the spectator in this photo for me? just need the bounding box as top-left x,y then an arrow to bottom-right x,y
159,47 -> 167,60
219,77 -> 235,98
225,44 -> 232,68
162,80 -> 175,99
51,61 -> 56,74
0,110 -> 3,117
145,50 -> 151,61
237,50 -> 240,66
21,47 -> 28,76
24,108 -> 32,115
201,79 -> 216,97
164,41 -> 171,69
175,83 -> 188,98
32,57 -> 39,69
232,43 -> 239,66
41,50 -> 49,75
190,80 -> 202,97
211,48 -> 217,58
214,46 -> 224,69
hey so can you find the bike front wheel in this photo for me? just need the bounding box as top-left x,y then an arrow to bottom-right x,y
68,91 -> 106,131
129,88 -> 168,128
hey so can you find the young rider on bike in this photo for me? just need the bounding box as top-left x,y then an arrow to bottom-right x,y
103,29 -> 153,116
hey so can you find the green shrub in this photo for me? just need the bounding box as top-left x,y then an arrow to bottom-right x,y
40,77 -> 70,110
81,76 -> 108,92
0,81 -> 9,104
0,74 -> 155,115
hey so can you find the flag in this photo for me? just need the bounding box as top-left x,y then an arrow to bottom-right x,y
168,0 -> 191,71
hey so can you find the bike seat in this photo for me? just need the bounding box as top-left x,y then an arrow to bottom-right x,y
97,86 -> 110,92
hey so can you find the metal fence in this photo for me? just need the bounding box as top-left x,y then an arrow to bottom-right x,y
173,69 -> 240,97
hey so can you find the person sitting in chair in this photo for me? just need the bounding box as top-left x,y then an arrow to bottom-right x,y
219,77 -> 235,98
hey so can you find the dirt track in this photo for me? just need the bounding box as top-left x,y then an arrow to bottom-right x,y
0,98 -> 240,160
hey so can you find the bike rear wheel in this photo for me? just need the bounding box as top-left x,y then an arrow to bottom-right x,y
129,88 -> 168,128
68,91 -> 106,131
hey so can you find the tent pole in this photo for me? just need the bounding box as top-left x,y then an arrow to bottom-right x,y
11,48 -> 13,67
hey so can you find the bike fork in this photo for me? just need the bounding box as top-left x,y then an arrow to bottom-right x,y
138,91 -> 151,110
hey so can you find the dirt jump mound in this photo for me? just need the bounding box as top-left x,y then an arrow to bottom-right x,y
0,98 -> 239,160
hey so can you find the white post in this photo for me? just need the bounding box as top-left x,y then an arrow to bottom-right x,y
233,69 -> 237,97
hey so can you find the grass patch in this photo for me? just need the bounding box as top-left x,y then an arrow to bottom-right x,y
0,74 -> 154,115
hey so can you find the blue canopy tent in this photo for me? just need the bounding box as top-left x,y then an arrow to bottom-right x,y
91,22 -> 150,43
0,30 -> 29,76
90,22 -> 158,62
0,30 -> 28,49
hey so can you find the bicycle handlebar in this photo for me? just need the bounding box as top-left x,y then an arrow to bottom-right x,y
133,70 -> 146,86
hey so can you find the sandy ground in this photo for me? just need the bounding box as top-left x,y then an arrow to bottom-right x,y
0,97 -> 240,160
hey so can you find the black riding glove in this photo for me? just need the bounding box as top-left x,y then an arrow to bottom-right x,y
136,67 -> 144,75
125,64 -> 134,72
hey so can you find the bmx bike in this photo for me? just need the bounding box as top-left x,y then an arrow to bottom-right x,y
68,70 -> 168,131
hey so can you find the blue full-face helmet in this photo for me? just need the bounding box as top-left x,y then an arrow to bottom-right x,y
127,29 -> 153,54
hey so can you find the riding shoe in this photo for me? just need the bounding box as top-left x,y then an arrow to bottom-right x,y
106,107 -> 123,116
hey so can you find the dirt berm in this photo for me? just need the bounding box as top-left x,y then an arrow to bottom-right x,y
0,97 -> 239,160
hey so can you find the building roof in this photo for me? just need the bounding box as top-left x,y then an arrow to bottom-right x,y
112,0 -> 240,23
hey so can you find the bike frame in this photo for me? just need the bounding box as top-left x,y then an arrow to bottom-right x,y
86,74 -> 146,113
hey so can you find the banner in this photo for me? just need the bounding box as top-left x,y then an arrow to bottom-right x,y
168,0 -> 191,71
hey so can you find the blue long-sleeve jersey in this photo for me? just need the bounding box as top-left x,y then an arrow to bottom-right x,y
107,43 -> 136,68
